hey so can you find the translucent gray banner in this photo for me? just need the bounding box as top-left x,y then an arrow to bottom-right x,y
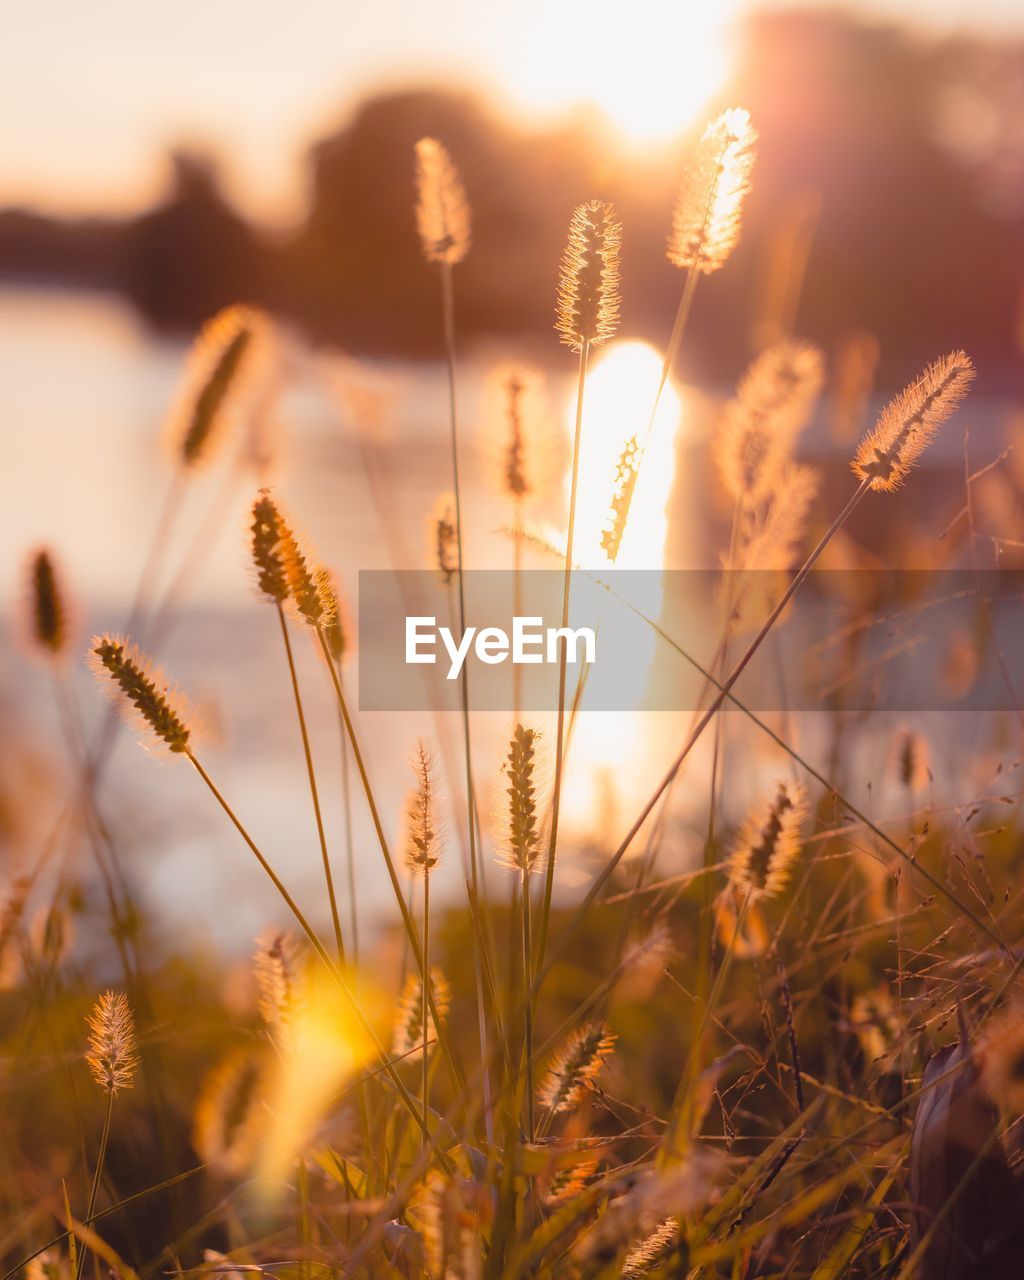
356,569 -> 1021,712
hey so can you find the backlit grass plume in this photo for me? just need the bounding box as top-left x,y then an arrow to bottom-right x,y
717,340 -> 824,503
497,724 -> 544,874
852,351 -> 975,491
170,305 -> 267,468
431,491 -> 459,584
403,742 -> 443,877
392,967 -> 451,1060
91,635 -> 191,754
414,137 -> 471,266
728,781 -> 807,902
280,521 -> 335,628
85,990 -> 138,1094
668,107 -> 757,274
254,929 -> 306,1054
601,436 -> 641,563
538,1022 -> 617,1114
556,200 -> 622,350
27,548 -> 68,658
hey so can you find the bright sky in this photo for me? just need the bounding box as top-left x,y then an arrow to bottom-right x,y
3,0 -> 1023,223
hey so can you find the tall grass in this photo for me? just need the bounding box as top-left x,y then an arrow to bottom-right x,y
3,105 -> 1021,1280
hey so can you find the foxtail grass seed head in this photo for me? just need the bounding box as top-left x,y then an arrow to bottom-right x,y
539,1022 -> 617,1114
414,137 -> 471,266
556,200 -> 622,350
622,1220 -> 680,1279
171,305 -> 267,468
717,340 -> 825,503
484,363 -> 554,502
279,525 -> 334,628
392,967 -> 451,1060
250,490 -> 289,603
85,990 -> 138,1094
431,492 -> 459,584
544,1158 -> 599,1207
497,723 -> 544,874
601,435 -> 641,563
253,929 -> 306,1054
193,1048 -> 265,1177
27,548 -> 68,658
728,781 -> 807,902
852,351 -> 975,491
403,741 -> 442,877
668,108 -> 757,274
895,728 -> 930,791
91,635 -> 191,754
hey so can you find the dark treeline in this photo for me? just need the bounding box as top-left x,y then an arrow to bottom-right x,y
3,9 -> 1024,391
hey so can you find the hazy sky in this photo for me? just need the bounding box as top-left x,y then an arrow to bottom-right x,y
3,0 -> 1023,222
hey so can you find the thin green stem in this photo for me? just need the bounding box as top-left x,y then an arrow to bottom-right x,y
276,603 -> 344,965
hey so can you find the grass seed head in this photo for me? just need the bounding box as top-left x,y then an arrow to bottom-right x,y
431,492 -> 459,584
193,1048 -> 265,1177
403,741 -> 443,877
415,137 -> 471,266
250,490 -> 289,603
497,723 -> 544,875
852,351 -> 975,491
85,989 -> 139,1094
27,548 -> 69,658
717,340 -> 824,503
668,107 -> 757,274
484,362 -> 555,503
91,635 -> 192,754
556,200 -> 622,350
622,1219 -> 680,1279
392,967 -> 451,1060
253,929 -> 306,1054
601,435 -> 642,563
979,1007 -> 1024,1115
538,1022 -> 617,1114
728,780 -> 807,901
171,305 -> 267,468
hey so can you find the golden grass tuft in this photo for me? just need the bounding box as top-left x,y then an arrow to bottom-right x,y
414,137 -> 471,266
556,200 -> 622,350
85,990 -> 138,1094
538,1022 -> 617,1114
193,1048 -> 265,1177
852,350 -> 975,491
728,780 -> 807,902
91,634 -> 192,754
668,107 -> 757,274
621,1219 -> 680,1278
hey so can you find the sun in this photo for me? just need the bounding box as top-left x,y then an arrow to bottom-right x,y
497,0 -> 735,144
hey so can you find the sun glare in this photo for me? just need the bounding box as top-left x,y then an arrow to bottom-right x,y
561,340 -> 684,839
499,1 -> 734,143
